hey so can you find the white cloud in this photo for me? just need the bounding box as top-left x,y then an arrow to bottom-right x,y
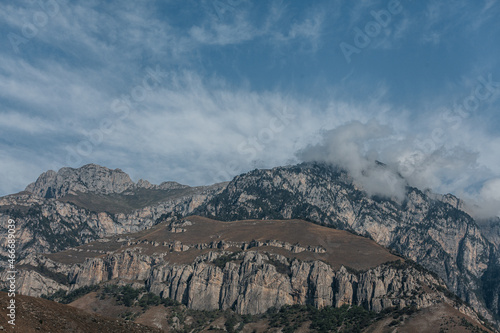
480,178 -> 500,201
0,0 -> 499,222
466,178 -> 500,219
0,65 -> 387,192
295,115 -> 500,215
297,121 -> 408,201
421,31 -> 440,45
271,9 -> 325,52
0,112 -> 56,134
0,56 -> 109,120
79,72 -> 328,185
189,19 -> 258,46
189,1 -> 327,50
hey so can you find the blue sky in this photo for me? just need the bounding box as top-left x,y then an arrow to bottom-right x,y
1,0 -> 499,216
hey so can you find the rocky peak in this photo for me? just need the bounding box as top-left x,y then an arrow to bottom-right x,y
435,193 -> 469,213
25,164 -> 136,198
158,181 -> 190,190
196,162 -> 498,321
24,164 -> 192,199
136,179 -> 154,189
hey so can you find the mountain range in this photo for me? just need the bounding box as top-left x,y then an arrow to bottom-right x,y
1,163 -> 499,332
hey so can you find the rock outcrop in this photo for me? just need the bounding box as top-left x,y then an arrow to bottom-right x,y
24,164 -> 192,199
148,252 -> 446,315
0,183 -> 226,260
16,270 -> 69,297
25,164 -> 136,198
7,250 -> 454,317
197,163 -> 495,320
2,162 -> 499,326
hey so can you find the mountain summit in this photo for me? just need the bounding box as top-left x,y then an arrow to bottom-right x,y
25,164 -> 188,199
25,164 -> 135,198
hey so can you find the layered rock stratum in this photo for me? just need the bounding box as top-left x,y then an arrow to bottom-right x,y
2,216 -> 479,320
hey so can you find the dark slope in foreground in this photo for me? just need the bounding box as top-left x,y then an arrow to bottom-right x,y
0,289 -> 492,333
0,291 -> 161,333
69,288 -> 494,332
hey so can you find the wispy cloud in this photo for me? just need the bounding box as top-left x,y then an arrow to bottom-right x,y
0,0 -> 499,221
297,118 -> 500,217
0,111 -> 56,134
189,14 -> 259,46
297,120 -> 408,201
189,0 -> 328,51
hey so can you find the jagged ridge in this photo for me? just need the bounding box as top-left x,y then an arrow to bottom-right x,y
2,162 -> 500,327
195,163 -> 496,322
25,163 -> 189,199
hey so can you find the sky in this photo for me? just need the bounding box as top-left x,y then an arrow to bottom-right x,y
1,0 -> 499,217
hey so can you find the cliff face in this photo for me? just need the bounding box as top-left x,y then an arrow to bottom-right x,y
147,252 -> 446,315
9,250 -> 451,316
2,163 -> 499,325
0,184 -> 226,260
25,164 -> 136,198
16,270 -> 70,297
197,163 -> 494,318
480,217 -> 500,250
24,164 -> 191,199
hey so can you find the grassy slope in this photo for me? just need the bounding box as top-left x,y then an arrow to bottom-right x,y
46,215 -> 400,270
57,187 -> 196,214
0,291 -> 161,333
